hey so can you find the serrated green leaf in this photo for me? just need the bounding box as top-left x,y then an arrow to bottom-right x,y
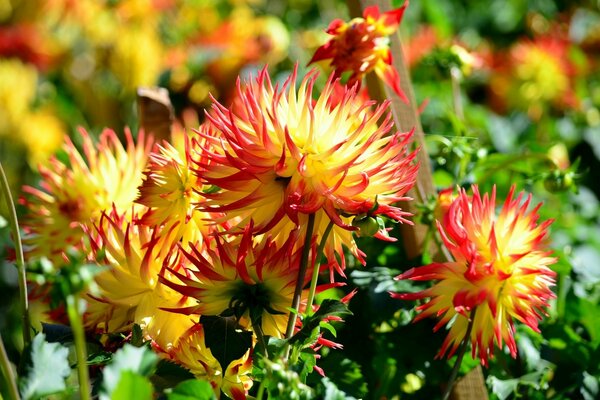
167,379 -> 217,400
111,371 -> 153,400
101,344 -> 158,400
19,333 -> 71,400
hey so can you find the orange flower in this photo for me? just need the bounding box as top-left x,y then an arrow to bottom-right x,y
21,129 -> 152,265
194,66 -> 418,276
392,186 -> 556,365
309,2 -> 408,101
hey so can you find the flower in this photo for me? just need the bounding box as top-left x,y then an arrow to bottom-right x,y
136,128 -> 221,248
21,128 -> 152,265
85,209 -> 195,351
194,66 -> 418,276
161,224 -> 308,339
489,31 -> 582,119
391,185 -> 557,365
308,2 -> 408,101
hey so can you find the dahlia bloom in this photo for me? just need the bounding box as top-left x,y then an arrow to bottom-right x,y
161,224 -> 309,339
195,66 -> 418,275
489,32 -> 581,119
21,129 -> 152,264
136,129 -> 221,248
392,186 -> 556,365
85,210 -> 194,351
309,3 -> 408,101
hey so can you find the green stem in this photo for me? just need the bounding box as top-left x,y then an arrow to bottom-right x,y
442,307 -> 478,400
305,221 -> 334,314
284,213 -> 316,356
65,295 -> 91,400
0,162 -> 31,347
450,66 -> 464,122
0,333 -> 20,400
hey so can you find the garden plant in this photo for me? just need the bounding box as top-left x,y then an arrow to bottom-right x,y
0,0 -> 599,399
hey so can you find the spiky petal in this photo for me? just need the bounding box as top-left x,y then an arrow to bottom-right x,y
391,185 -> 557,366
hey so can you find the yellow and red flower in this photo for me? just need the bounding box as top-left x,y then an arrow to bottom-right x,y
392,185 -> 556,365
21,129 -> 152,265
85,209 -> 195,351
194,66 -> 418,276
489,31 -> 582,119
161,224 -> 308,339
309,3 -> 408,101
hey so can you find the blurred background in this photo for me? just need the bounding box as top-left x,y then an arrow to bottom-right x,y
1,0 -> 599,398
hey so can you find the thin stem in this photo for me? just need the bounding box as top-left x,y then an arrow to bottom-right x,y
284,213 -> 316,354
0,333 -> 20,400
450,67 -> 464,122
0,162 -> 31,347
305,221 -> 335,314
442,307 -> 478,400
65,295 -> 91,400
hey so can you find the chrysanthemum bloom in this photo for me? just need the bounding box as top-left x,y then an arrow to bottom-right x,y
85,210 -> 195,351
21,128 -> 152,265
161,224 -> 309,339
195,66 -> 418,277
168,323 -> 253,400
391,186 -> 556,365
308,3 -> 408,101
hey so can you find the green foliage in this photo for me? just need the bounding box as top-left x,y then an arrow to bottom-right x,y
100,344 -> 158,400
19,333 -> 71,400
111,371 -> 154,400
166,380 -> 217,400
200,315 -> 253,370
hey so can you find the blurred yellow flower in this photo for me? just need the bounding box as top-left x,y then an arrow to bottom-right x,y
18,108 -> 65,167
110,26 -> 162,92
0,58 -> 37,135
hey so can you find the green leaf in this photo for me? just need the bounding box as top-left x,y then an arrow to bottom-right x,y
289,300 -> 351,347
19,333 -> 71,400
167,379 -> 217,400
321,377 -> 357,400
487,370 -> 548,400
111,371 -> 154,400
200,315 -> 252,371
101,344 -> 158,400
151,359 -> 195,392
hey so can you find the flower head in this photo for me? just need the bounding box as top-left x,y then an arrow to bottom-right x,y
392,185 -> 556,365
489,31 -> 582,119
21,129 -> 152,264
309,3 -> 408,101
161,224 -> 308,339
85,209 -> 195,351
194,66 -> 418,276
